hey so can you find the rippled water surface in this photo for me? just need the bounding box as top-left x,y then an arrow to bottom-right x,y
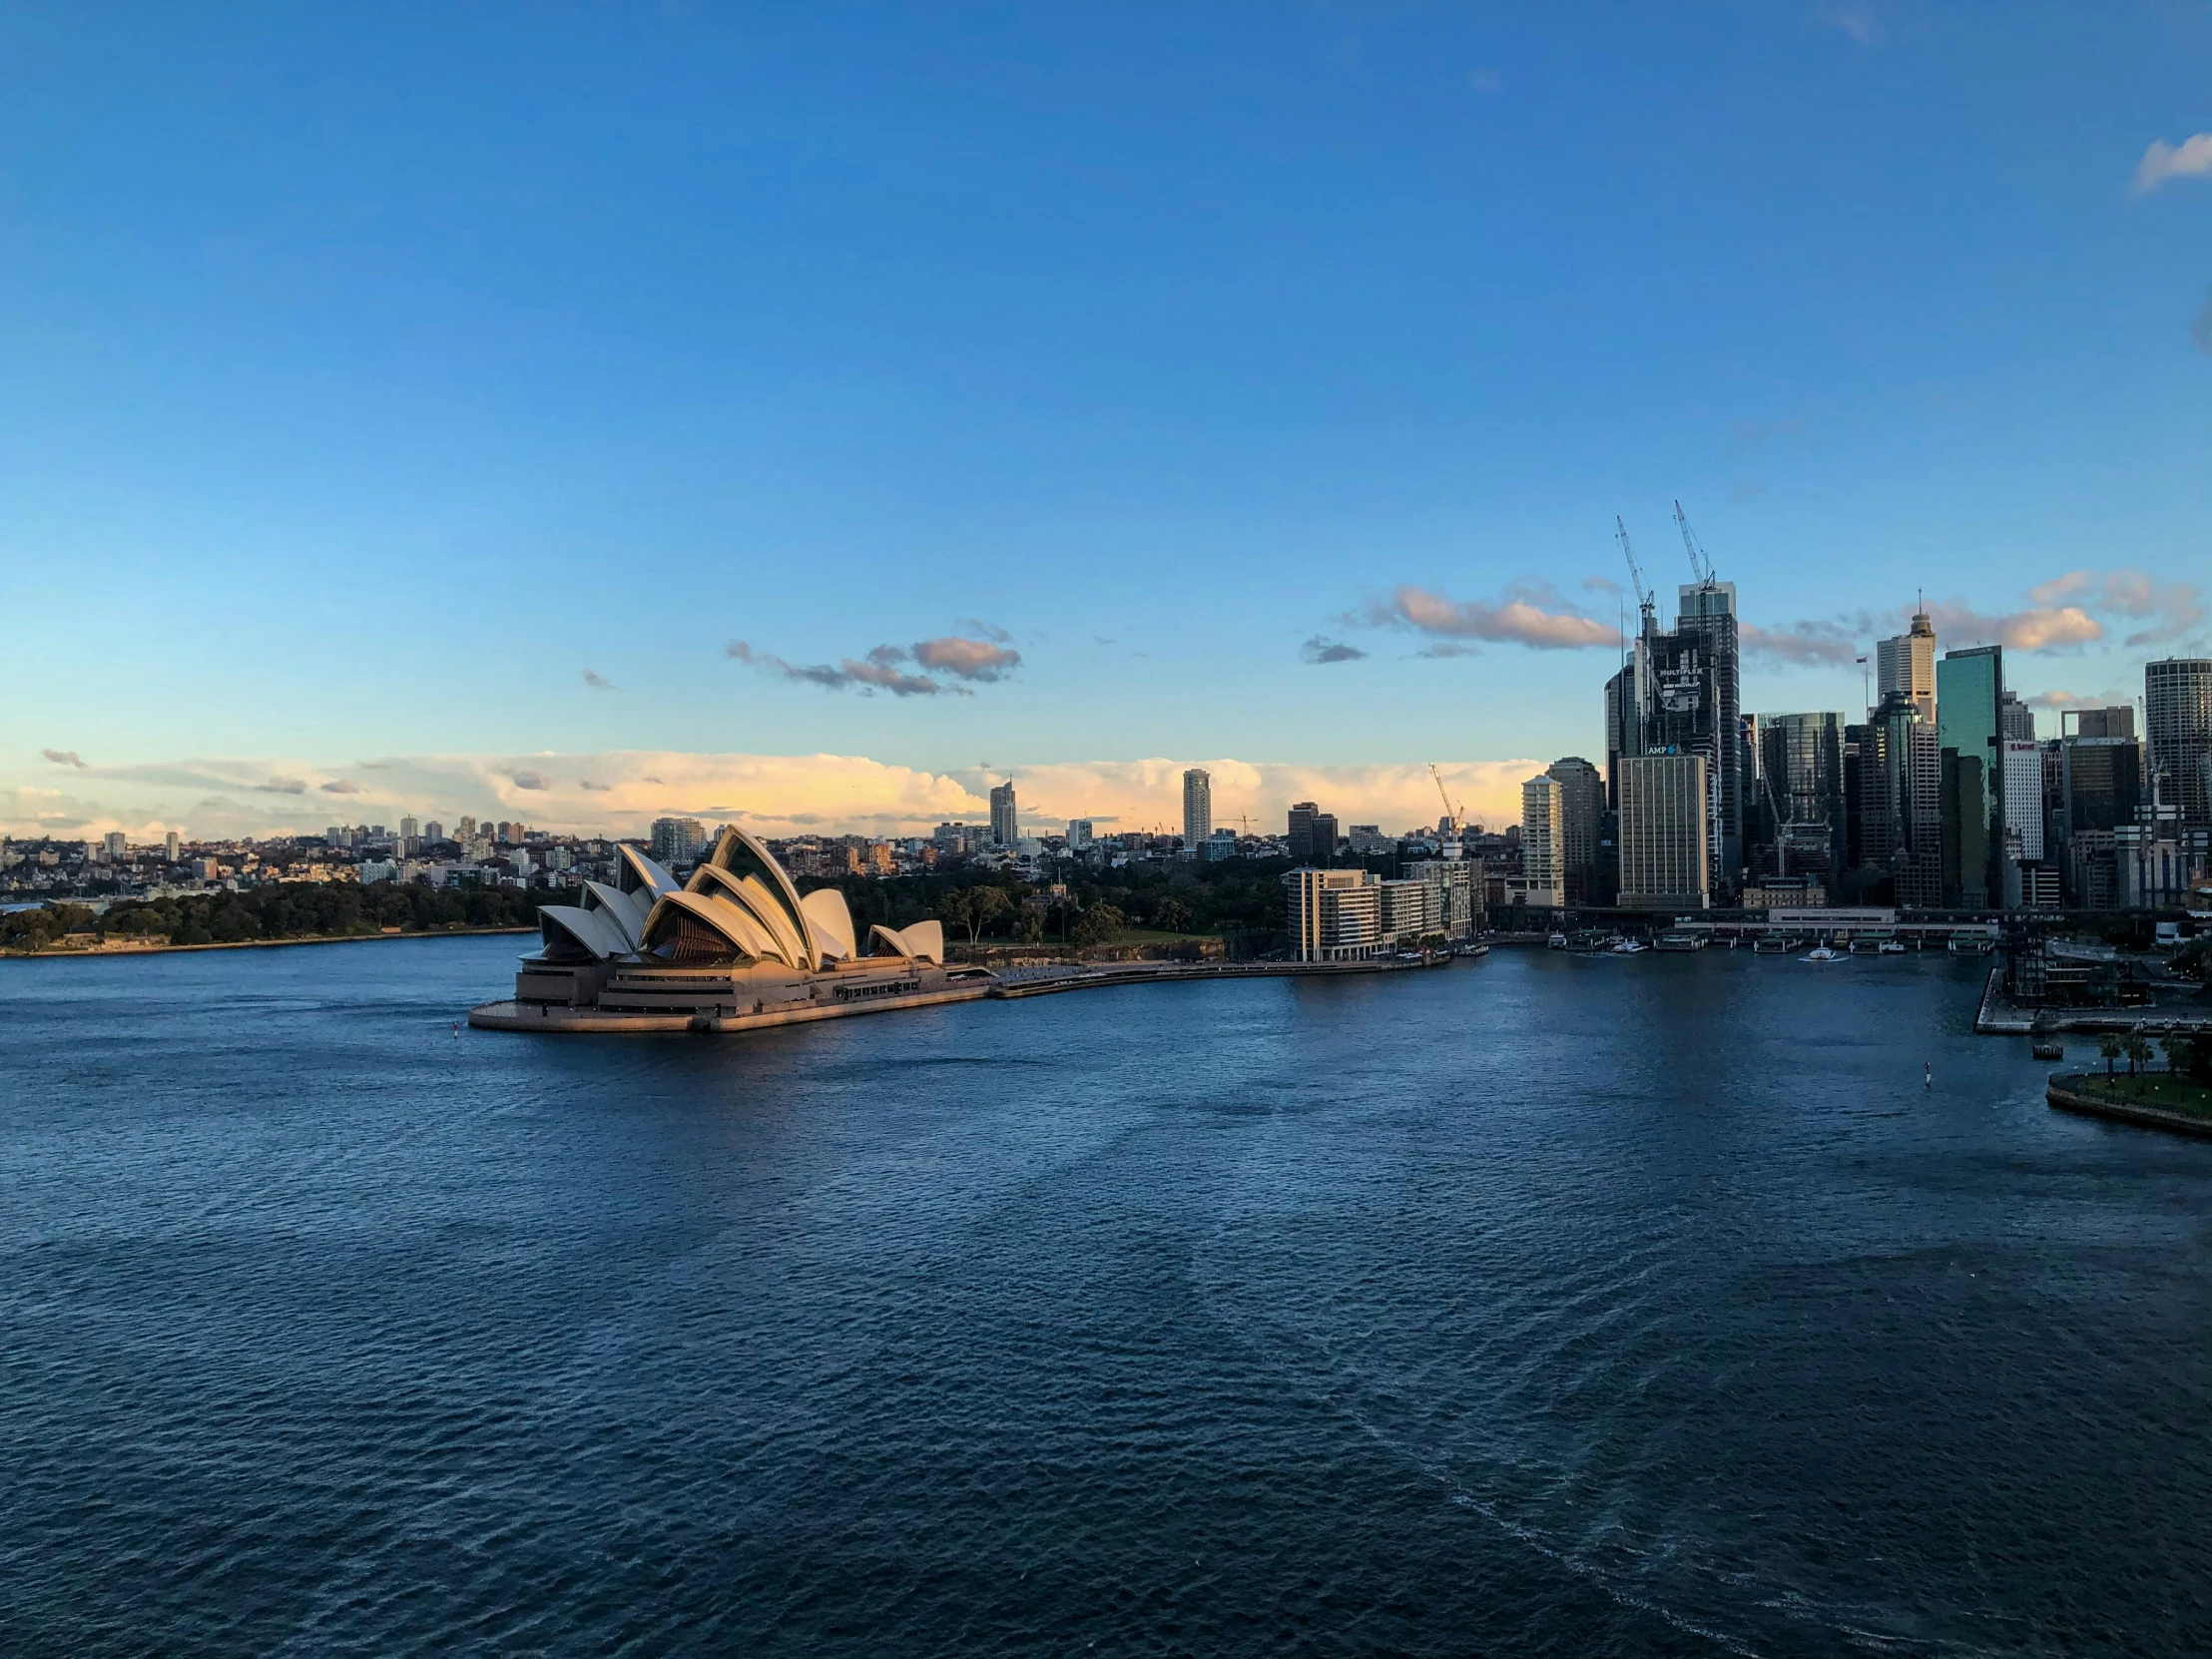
3,938 -> 2209,1657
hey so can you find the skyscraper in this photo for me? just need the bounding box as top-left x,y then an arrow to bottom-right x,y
1873,693 -> 1942,907
1602,664 -> 1638,811
1066,819 -> 1093,849
1758,713 -> 1846,881
1936,646 -> 2002,907
1544,757 -> 1605,904
1287,801 -> 1318,863
1520,776 -> 1565,907
1182,769 -> 1212,847
1617,754 -> 1711,911
1675,578 -> 1742,886
2145,658 -> 2212,830
1876,606 -> 1937,721
164,830 -> 180,861
989,780 -> 1018,846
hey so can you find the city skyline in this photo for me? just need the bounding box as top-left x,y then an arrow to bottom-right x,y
11,637 -> 2210,846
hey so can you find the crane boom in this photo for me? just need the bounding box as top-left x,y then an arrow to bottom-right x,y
1428,763 -> 1456,834
1616,516 -> 1656,638
1673,498 -> 1713,586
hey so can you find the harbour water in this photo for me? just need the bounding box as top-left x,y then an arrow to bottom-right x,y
3,939 -> 2208,1656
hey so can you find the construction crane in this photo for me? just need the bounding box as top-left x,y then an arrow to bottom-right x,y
1673,498 -> 1715,588
1427,764 -> 1464,836
1616,515 -> 1656,639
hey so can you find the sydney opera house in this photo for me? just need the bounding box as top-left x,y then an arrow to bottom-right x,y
469,827 -> 984,1032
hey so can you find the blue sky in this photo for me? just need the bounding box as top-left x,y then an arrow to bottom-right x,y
3,2 -> 2209,835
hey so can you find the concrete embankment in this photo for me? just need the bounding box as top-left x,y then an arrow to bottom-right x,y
1975,964 -> 2212,1037
471,981 -> 996,1034
470,953 -> 1454,1034
2045,1075 -> 2212,1141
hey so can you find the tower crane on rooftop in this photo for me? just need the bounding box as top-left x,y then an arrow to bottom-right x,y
1673,498 -> 1717,590
1616,516 -> 1656,639
1428,764 -> 1464,836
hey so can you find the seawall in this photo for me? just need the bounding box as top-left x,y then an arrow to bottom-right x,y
2045,1075 -> 2212,1142
469,952 -> 1453,1035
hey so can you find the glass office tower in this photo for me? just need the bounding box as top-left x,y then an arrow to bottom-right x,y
1937,646 -> 2003,906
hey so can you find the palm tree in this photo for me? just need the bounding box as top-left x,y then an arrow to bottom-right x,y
2098,1031 -> 2123,1080
2123,1028 -> 2153,1092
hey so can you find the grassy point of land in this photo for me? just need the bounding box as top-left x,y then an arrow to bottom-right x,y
2071,1073 -> 2212,1123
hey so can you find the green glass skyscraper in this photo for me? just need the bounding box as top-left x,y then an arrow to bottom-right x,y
1936,646 -> 2003,907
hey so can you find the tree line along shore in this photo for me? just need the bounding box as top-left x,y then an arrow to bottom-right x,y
1,857 -> 1311,958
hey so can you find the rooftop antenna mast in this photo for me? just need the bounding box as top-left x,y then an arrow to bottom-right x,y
1616,516 -> 1656,639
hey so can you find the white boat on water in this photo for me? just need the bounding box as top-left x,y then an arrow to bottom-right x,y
1801,944 -> 1842,962
1878,940 -> 1908,955
1547,931 -> 1568,949
1611,937 -> 1648,954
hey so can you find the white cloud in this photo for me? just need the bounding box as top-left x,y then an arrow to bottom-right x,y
727,624 -> 1022,697
910,636 -> 1022,682
2132,134 -> 2212,195
1365,579 -> 1616,652
2025,568 -> 2203,646
1925,600 -> 2102,653
0,752 -> 1551,841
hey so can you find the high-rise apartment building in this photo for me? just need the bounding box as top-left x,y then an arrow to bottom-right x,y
1285,867 -> 1382,961
1617,754 -> 1711,911
1544,758 -> 1605,905
1066,819 -> 1093,849
1876,607 -> 1937,721
104,830 -> 127,860
164,830 -> 180,861
424,821 -> 445,842
399,816 -> 418,839
1403,858 -> 1481,938
2145,658 -> 2212,830
650,817 -> 707,864
1182,769 -> 1212,847
1520,776 -> 1566,908
988,781 -> 1018,846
